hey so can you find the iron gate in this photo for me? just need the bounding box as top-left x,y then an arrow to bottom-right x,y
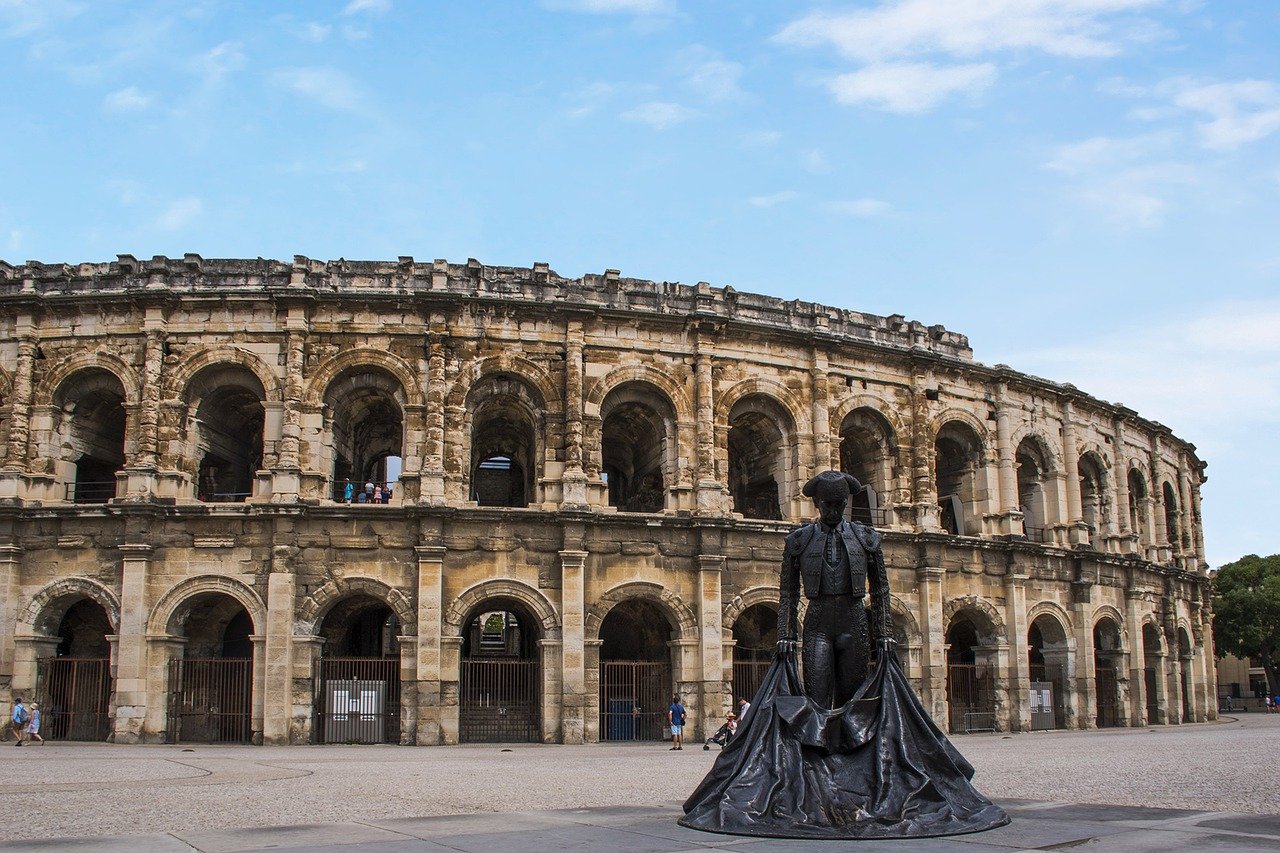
1029,663 -> 1066,730
947,663 -> 995,733
315,657 -> 401,744
167,658 -> 253,743
460,659 -> 541,742
732,661 -> 770,711
38,657 -> 111,741
1145,667 -> 1160,723
1095,665 -> 1120,727
600,661 -> 670,741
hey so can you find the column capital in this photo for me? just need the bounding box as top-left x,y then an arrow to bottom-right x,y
559,549 -> 588,568
119,543 -> 154,557
697,554 -> 726,572
415,545 -> 447,561
916,565 -> 943,582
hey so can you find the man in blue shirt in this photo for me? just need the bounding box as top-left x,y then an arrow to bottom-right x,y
10,696 -> 28,745
668,695 -> 686,750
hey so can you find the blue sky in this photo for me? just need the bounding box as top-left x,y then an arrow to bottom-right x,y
2,0 -> 1278,567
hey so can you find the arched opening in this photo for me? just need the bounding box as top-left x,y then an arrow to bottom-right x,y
839,407 -> 895,525
187,366 -> 265,503
1128,469 -> 1148,546
727,394 -> 794,521
38,598 -> 112,741
167,592 -> 254,743
326,369 -> 404,502
1015,437 -> 1052,541
1178,628 -> 1194,723
731,603 -> 777,708
1093,617 -> 1123,728
1027,614 -> 1069,730
459,599 -> 542,743
316,594 -> 401,743
935,422 -> 983,536
54,369 -> 126,503
1078,452 -> 1109,547
600,384 -> 673,513
598,599 -> 675,741
468,376 -> 540,508
1162,481 -> 1180,551
1142,622 -> 1163,724
945,614 -> 996,732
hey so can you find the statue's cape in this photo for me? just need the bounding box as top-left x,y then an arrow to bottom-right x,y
679,650 -> 1009,840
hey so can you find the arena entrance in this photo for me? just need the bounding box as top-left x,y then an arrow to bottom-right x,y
167,594 -> 253,743
599,600 -> 673,741
315,595 -> 400,744
1027,615 -> 1069,730
1094,617 -> 1123,728
731,603 -> 776,707
1143,623 -> 1162,724
946,616 -> 996,733
38,598 -> 113,741
459,601 -> 541,743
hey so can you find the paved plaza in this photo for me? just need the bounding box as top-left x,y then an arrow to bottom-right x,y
2,714 -> 1279,850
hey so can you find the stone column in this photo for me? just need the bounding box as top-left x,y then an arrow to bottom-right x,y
1071,581 -> 1096,729
113,544 -> 153,742
414,545 -> 445,744
559,549 -> 588,744
910,370 -> 940,532
1190,479 -> 1207,572
993,387 -> 1021,535
1150,451 -> 1169,563
1061,401 -> 1089,546
693,342 -> 725,513
811,353 -> 831,475
119,319 -> 165,500
1112,418 -> 1133,553
697,554 -> 726,738
292,635 -> 324,743
1004,569 -> 1030,732
250,634 -> 267,744
1125,592 -> 1148,726
10,634 -> 58,711
1177,466 -> 1194,567
539,638 -> 563,743
439,636 -> 462,744
421,334 -> 447,505
1168,647 -> 1185,725
262,570 -> 295,744
915,566 -> 947,726
271,319 -> 307,501
398,635 -> 417,744
561,322 -> 589,509
0,545 -> 21,706
0,324 -> 37,501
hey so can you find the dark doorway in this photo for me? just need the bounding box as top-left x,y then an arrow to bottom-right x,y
39,598 -> 113,741
731,603 -> 777,709
599,600 -> 673,741
460,602 -> 541,743
1027,616 -> 1068,730
315,595 -> 401,744
946,617 -> 994,733
1094,618 -> 1122,728
167,593 -> 254,744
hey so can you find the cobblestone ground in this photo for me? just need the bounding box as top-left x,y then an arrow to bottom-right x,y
0,714 -> 1276,841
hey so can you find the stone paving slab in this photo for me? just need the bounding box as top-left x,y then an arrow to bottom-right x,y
4,800 -> 1280,852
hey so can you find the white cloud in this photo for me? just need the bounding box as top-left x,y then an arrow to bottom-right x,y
801,148 -> 830,173
684,56 -> 744,102
824,197 -> 893,217
543,0 -> 674,14
342,0 -> 390,15
776,1 -> 1159,113
191,41 -> 245,86
1044,133 -> 1169,174
296,21 -> 332,43
1174,79 -> 1280,150
748,190 -> 801,208
155,196 -> 202,231
0,0 -> 83,38
829,61 -> 996,113
1044,133 -> 1195,228
741,130 -> 781,147
273,67 -> 365,112
620,100 -> 697,129
103,86 -> 151,112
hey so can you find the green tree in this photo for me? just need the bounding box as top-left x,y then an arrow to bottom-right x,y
1212,554 -> 1280,695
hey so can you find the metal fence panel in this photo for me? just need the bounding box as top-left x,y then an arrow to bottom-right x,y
38,657 -> 111,741
168,658 -> 253,743
1096,665 -> 1120,728
947,663 -> 995,733
731,661 -> 770,710
315,657 -> 401,744
600,661 -> 670,741
460,659 -> 541,742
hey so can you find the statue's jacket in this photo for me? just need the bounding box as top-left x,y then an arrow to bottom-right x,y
778,519 -> 891,642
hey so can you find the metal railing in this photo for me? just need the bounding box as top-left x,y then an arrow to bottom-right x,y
850,507 -> 890,527
38,657 -> 112,741
167,658 -> 253,743
459,659 -> 541,743
1023,525 -> 1050,543
315,657 -> 401,744
198,491 -> 252,503
600,661 -> 670,741
65,480 -> 118,503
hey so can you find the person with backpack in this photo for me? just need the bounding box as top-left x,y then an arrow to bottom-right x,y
668,695 -> 687,750
10,696 -> 29,745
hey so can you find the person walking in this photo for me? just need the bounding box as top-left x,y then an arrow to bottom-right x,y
10,696 -> 28,745
24,702 -> 43,745
738,696 -> 751,720
668,695 -> 687,750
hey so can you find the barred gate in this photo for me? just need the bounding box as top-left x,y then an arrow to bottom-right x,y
946,663 -> 995,733
38,657 -> 111,741
1144,668 -> 1160,723
1095,665 -> 1120,728
1029,663 -> 1066,730
459,659 -> 541,742
315,657 -> 401,744
600,661 -> 670,741
731,661 -> 770,710
167,658 -> 253,743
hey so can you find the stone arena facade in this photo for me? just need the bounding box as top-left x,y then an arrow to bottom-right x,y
0,255 -> 1214,745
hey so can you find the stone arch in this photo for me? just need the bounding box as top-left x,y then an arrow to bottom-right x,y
722,586 -> 780,630
1092,605 -> 1128,650
34,350 -> 142,407
19,577 -> 121,636
942,595 -> 1006,641
585,364 -> 692,421
723,387 -> 801,521
585,581 -> 697,641
1140,615 -> 1165,655
302,348 -> 424,408
834,402 -> 900,521
147,575 -> 267,637
1010,426 -> 1061,472
445,354 -> 560,412
888,597 -> 921,646
442,579 -> 561,640
715,377 -> 806,431
0,364 -> 12,400
1026,600 -> 1074,637
297,576 -> 415,636
927,408 -> 990,446
829,394 -> 907,447
163,347 -> 282,402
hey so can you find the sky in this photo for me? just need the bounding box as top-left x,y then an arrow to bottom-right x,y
1,0 -> 1277,568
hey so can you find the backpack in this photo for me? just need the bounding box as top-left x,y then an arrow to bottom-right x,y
12,705 -> 27,725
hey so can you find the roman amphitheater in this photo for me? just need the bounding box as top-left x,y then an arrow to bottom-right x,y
0,255 -> 1213,746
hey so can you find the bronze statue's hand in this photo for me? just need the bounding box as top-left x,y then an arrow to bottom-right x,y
876,636 -> 897,653
776,638 -> 797,656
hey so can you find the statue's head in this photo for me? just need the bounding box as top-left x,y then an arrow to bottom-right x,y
802,470 -> 863,527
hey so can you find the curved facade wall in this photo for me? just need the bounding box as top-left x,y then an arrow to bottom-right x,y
0,255 -> 1213,744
